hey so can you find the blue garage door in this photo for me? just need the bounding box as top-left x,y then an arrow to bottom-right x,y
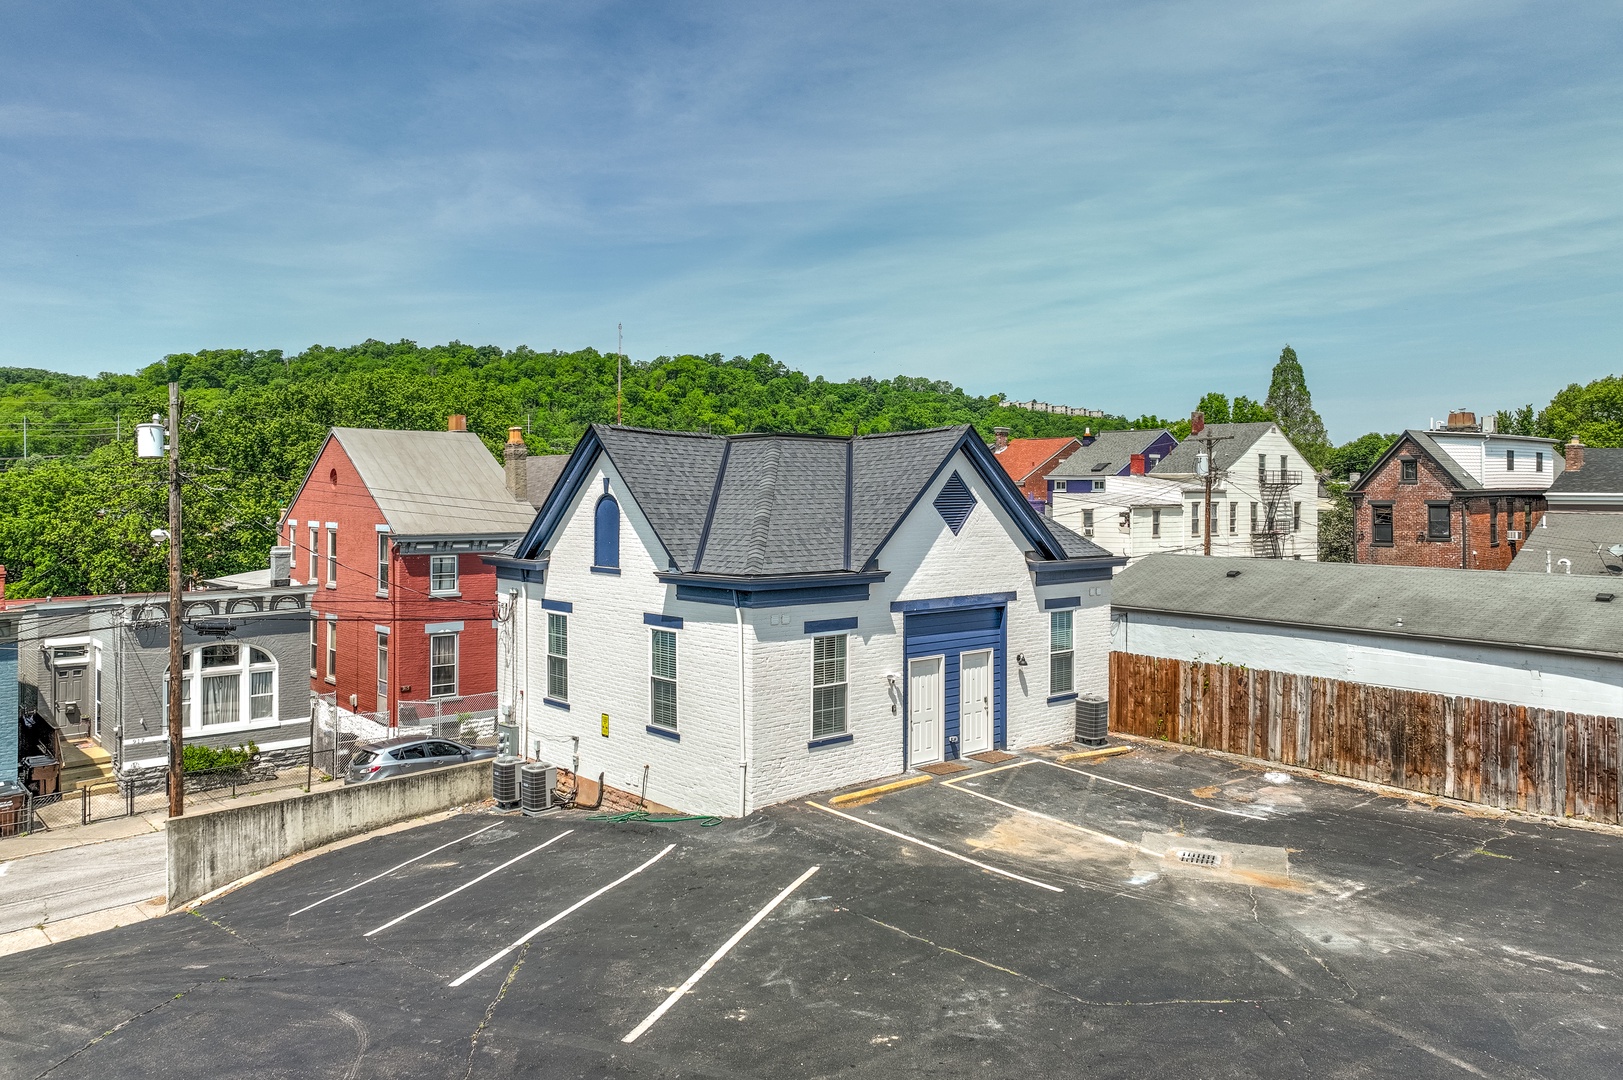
903,607 -> 1006,762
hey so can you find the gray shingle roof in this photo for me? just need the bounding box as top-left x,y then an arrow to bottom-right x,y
587,424 -> 1113,576
1402,430 -> 1482,491
1113,553 -> 1623,659
1507,513 -> 1623,577
1151,423 -> 1278,474
1548,449 -> 1623,495
331,428 -> 538,539
1049,429 -> 1173,479
523,454 -> 571,509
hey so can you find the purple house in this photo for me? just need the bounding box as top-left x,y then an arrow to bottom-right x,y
1043,429 -> 1179,500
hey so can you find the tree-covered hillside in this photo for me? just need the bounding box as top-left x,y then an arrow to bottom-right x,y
0,341 -> 1154,598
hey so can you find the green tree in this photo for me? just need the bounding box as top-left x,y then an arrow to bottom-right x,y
1318,485 -> 1355,562
1324,432 -> 1398,481
1535,375 -> 1623,448
1196,392 -> 1231,425
1263,345 -> 1330,468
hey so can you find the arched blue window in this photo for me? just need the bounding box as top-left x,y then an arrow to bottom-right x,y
594,495 -> 621,570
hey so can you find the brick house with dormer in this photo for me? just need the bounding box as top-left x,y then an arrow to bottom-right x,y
1349,413 -> 1563,570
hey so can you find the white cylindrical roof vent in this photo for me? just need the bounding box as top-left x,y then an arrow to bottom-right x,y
135,415 -> 166,459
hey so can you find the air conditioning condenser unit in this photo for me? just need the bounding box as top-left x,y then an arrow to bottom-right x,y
521,762 -> 558,816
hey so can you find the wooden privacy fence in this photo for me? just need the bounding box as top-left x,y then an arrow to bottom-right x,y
1109,651 -> 1620,824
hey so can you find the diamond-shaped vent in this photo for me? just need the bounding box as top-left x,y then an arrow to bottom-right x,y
933,471 -> 976,534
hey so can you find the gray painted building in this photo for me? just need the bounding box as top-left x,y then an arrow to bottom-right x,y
16,582 -> 315,777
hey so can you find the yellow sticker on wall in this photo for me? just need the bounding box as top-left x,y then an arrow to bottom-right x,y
601,713 -> 610,738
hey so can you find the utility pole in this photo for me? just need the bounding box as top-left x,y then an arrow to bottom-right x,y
616,323 -> 624,426
1190,413 -> 1234,557
166,381 -> 184,817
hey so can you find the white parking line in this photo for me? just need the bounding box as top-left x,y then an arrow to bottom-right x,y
806,802 -> 1063,893
621,865 -> 821,1044
449,843 -> 677,987
365,830 -> 573,937
289,823 -> 502,917
940,784 -> 1139,850
1043,759 -> 1268,820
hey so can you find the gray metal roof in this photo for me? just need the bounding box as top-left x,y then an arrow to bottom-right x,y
1049,429 -> 1173,479
589,424 -> 1114,576
1547,449 -> 1623,495
1113,553 -> 1623,660
330,428 -> 538,539
1152,423 -> 1279,475
1507,513 -> 1623,577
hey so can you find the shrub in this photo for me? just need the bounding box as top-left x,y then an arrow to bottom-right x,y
181,742 -> 258,773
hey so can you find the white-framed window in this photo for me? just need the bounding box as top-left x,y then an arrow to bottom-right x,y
1081,508 -> 1094,535
325,618 -> 337,682
165,644 -> 279,732
1050,611 -> 1074,695
1506,449 -> 1516,472
1536,451 -> 1545,473
1151,509 -> 1161,538
326,526 -> 338,587
650,629 -> 677,729
1229,502 -> 1237,534
308,524 -> 318,582
547,613 -> 568,701
811,634 -> 848,739
310,618 -> 319,677
430,555 -> 459,595
376,630 -> 389,704
377,534 -> 390,596
1250,502 -> 1258,533
1292,502 -> 1302,532
429,633 -> 458,698
1190,503 -> 1201,536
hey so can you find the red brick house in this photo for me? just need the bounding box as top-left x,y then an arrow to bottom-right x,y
990,428 -> 1082,513
279,418 -> 561,730
1349,415 -> 1562,570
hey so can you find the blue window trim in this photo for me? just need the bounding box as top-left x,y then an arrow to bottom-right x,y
1046,692 -> 1078,705
1043,596 -> 1081,610
543,697 -> 570,711
645,724 -> 680,742
804,616 -> 857,634
589,565 -> 621,576
594,493 -> 621,570
644,613 -> 684,629
891,591 -> 1016,614
808,732 -> 854,750
541,598 -> 573,613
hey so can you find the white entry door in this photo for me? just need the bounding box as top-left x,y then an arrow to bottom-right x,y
908,655 -> 945,767
959,649 -> 993,755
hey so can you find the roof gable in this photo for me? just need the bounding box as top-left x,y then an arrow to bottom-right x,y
992,437 -> 1080,482
327,427 -> 538,537
1151,423 -> 1280,475
1350,430 -> 1481,494
1050,429 -> 1173,478
513,424 -> 1117,576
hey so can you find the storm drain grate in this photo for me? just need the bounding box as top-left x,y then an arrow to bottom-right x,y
1175,850 -> 1222,867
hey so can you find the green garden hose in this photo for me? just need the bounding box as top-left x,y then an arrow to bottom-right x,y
587,809 -> 723,827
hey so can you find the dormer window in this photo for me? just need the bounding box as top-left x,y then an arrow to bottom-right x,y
1400,458 -> 1418,484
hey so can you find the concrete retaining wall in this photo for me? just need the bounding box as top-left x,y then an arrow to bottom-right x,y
166,759 -> 490,907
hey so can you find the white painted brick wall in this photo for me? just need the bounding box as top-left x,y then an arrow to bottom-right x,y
1113,610 -> 1623,717
505,446 -> 1115,817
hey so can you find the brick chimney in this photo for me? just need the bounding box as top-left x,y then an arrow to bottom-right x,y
447,414 -> 468,432
1190,410 -> 1205,436
1567,436 -> 1584,472
993,427 -> 1010,453
1130,453 -> 1146,475
504,426 -> 529,499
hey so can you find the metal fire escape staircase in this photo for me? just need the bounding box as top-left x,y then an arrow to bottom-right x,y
1250,468 -> 1302,558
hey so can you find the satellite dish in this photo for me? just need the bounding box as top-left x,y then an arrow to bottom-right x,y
1609,544 -> 1623,558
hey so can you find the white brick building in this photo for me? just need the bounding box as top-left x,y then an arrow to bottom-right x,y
488,425 -> 1124,817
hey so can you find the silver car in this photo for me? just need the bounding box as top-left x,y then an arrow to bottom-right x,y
344,736 -> 496,784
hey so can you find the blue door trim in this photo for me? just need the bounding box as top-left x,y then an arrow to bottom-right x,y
891,591 -> 1016,614
902,605 -> 1007,761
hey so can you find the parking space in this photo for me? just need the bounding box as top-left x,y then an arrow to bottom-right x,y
6,743 -> 1623,1078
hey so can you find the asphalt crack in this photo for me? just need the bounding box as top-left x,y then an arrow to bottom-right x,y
32,980 -> 205,1079
463,941 -> 531,1080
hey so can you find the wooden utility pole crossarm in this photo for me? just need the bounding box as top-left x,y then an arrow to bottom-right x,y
1189,412 -> 1234,557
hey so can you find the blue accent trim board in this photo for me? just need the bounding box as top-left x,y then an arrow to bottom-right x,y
644,613 -> 684,629
804,616 -> 858,634
1043,596 -> 1081,610
675,582 -> 875,608
1031,564 -> 1115,586
645,724 -> 680,741
808,732 -> 854,750
1047,692 -> 1078,705
589,566 -> 622,576
543,697 -> 570,711
541,598 -> 573,613
891,591 -> 1016,614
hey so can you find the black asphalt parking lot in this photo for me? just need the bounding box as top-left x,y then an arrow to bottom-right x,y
6,743 -> 1623,1079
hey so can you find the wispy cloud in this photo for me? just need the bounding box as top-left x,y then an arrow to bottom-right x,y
0,0 -> 1618,434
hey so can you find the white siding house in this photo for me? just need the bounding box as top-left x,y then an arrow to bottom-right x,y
488,425 -> 1123,817
1112,555 -> 1623,717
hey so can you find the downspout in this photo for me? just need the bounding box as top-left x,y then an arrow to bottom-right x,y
736,592 -> 748,818
1459,499 -> 1468,569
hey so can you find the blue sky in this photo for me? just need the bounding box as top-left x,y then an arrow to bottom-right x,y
2,1 -> 1619,439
